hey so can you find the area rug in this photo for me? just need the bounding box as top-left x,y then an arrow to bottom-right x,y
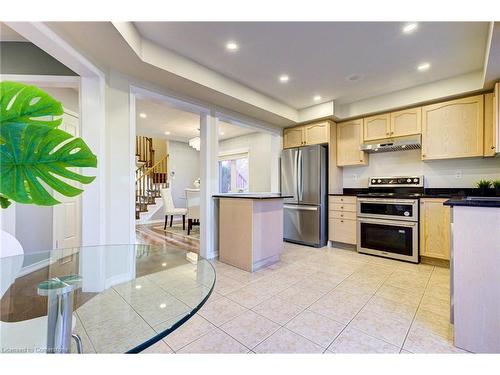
151,223 -> 200,241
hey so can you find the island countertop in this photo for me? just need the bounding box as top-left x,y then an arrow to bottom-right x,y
444,197 -> 500,208
213,193 -> 293,199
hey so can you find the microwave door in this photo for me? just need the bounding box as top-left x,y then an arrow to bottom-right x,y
281,148 -> 298,204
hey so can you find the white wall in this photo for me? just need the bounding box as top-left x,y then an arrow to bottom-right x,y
42,87 -> 79,113
218,132 -> 281,192
342,150 -> 500,188
167,140 -> 201,208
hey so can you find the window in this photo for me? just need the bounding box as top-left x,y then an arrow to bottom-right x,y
218,152 -> 249,193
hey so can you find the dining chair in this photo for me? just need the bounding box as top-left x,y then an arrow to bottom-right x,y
0,231 -> 83,353
185,189 -> 200,235
160,188 -> 188,230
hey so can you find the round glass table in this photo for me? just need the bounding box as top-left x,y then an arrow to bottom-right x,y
0,244 -> 215,354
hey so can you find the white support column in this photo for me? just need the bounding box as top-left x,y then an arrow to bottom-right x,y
199,111 -> 219,259
80,76 -> 106,246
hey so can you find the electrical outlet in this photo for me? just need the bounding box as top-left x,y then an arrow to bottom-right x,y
455,170 -> 463,179
352,174 -> 358,181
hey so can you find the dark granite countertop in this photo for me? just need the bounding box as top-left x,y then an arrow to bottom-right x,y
444,197 -> 500,208
213,193 -> 293,199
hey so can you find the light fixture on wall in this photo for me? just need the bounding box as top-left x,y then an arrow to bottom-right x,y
189,137 -> 201,151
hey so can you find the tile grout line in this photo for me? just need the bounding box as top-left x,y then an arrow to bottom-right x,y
320,266 -> 398,353
399,265 -> 435,352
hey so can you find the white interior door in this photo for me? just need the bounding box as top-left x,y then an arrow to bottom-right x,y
53,112 -> 82,249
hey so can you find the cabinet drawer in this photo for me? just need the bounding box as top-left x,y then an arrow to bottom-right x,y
329,210 -> 356,220
329,203 -> 356,212
329,195 -> 357,204
329,218 -> 357,245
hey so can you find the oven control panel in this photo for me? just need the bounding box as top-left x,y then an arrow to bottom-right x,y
368,176 -> 424,187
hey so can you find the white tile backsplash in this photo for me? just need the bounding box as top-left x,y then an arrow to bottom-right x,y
342,149 -> 500,188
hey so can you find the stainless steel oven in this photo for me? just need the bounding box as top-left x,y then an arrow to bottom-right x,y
357,198 -> 419,263
357,198 -> 418,221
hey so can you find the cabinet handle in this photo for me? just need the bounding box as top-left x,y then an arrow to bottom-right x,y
386,132 -> 389,135
340,206 -> 344,209
340,220 -> 344,223
391,131 -> 394,135
492,146 -> 496,150
340,214 -> 344,217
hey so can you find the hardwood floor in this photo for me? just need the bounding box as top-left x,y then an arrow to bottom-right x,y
136,223 -> 200,253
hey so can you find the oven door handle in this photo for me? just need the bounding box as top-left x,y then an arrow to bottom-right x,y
357,198 -> 418,204
357,217 -> 417,226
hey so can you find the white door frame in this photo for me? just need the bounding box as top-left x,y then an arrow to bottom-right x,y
129,85 -> 220,258
4,22 -> 106,247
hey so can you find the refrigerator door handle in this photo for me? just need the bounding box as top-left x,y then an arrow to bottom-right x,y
284,205 -> 318,211
298,149 -> 303,201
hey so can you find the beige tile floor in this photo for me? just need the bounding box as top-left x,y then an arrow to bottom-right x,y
74,242 -> 466,354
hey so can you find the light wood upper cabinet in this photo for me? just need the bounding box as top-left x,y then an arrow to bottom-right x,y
304,121 -> 329,146
420,198 -> 451,260
484,91 -> 497,157
283,121 -> 330,149
283,127 -> 304,148
337,119 -> 368,166
390,107 -> 422,137
421,95 -> 484,160
363,114 -> 390,141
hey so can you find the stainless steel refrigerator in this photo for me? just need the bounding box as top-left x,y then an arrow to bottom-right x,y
281,144 -> 327,247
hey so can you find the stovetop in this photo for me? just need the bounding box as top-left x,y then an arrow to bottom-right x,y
359,175 -> 425,199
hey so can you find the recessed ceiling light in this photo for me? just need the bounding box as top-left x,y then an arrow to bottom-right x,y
402,23 -> 418,34
226,41 -> 239,51
164,131 -> 171,135
139,113 -> 147,119
279,74 -> 289,83
346,74 -> 363,82
219,131 -> 225,136
161,262 -> 167,267
313,95 -> 322,102
135,285 -> 142,289
159,303 -> 167,309
417,62 -> 431,71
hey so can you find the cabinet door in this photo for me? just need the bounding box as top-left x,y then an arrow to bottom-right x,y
421,95 -> 484,160
420,198 -> 451,260
484,92 -> 497,157
390,107 -> 421,137
283,127 -> 304,149
363,113 -> 390,141
304,121 -> 329,145
337,120 -> 367,166
329,218 -> 357,245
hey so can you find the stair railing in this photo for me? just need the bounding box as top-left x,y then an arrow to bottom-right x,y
136,136 -> 155,167
135,155 -> 169,214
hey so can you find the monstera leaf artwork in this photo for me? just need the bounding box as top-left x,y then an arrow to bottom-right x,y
0,81 -> 97,208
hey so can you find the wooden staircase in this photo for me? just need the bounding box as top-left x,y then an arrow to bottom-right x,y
135,136 -> 169,220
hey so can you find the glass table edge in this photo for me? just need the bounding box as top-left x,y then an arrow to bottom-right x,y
125,264 -> 216,354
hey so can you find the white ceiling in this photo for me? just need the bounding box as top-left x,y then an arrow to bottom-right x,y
134,22 -> 489,108
135,97 -> 256,142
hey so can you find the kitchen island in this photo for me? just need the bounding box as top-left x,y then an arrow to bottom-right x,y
444,197 -> 500,353
213,193 -> 291,272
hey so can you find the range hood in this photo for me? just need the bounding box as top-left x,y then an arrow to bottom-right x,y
360,135 -> 421,153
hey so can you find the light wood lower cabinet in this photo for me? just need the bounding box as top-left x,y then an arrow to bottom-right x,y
421,95 -> 484,160
329,196 -> 357,245
419,198 -> 451,260
337,120 -> 367,166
